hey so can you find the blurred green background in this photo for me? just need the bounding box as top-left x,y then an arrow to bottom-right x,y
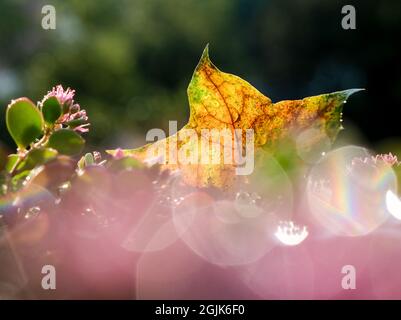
1,0 -> 400,153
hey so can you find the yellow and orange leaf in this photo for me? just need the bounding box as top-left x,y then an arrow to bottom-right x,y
107,45 -> 363,189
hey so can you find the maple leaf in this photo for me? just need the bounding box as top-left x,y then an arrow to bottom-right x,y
107,45 -> 363,189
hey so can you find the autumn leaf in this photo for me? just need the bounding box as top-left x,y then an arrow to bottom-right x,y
107,45 -> 363,189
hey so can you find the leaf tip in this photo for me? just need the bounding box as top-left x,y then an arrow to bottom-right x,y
336,88 -> 365,101
201,43 -> 210,60
196,44 -> 213,69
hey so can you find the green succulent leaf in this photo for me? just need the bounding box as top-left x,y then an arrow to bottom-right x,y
77,153 -> 95,170
65,118 -> 87,128
42,96 -> 62,124
16,148 -> 58,172
84,153 -> 95,166
5,154 -> 19,173
6,98 -> 44,149
10,170 -> 31,192
48,129 -> 85,156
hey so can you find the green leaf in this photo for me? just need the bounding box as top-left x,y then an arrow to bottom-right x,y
10,170 -> 31,192
77,153 -> 95,171
5,154 -> 19,173
16,148 -> 58,172
48,129 -> 85,156
84,153 -> 95,166
6,98 -> 44,149
0,172 -> 7,195
42,96 -> 62,124
77,155 -> 86,171
66,118 -> 87,128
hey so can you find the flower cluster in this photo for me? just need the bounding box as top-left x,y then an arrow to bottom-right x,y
351,152 -> 400,168
41,85 -> 90,133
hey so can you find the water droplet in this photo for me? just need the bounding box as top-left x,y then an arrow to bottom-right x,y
235,191 -> 251,205
275,221 -> 308,246
24,206 -> 41,219
81,207 -> 94,217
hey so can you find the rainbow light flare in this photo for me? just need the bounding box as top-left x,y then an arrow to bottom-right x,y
307,146 -> 398,237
